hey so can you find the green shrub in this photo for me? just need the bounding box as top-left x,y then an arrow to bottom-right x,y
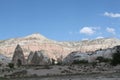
90,62 -> 97,67
96,56 -> 111,63
111,52 -> 120,66
8,63 -> 14,69
56,62 -> 62,65
72,60 -> 88,64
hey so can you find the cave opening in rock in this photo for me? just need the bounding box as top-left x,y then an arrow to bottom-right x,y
17,59 -> 22,67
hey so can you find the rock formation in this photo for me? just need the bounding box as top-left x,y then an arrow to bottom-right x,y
63,51 -> 89,64
0,33 -> 120,60
28,50 -> 51,65
63,45 -> 120,64
0,53 -> 10,66
12,44 -> 26,65
27,51 -> 34,64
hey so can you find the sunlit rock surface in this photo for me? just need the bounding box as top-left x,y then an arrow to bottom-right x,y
0,33 -> 120,60
63,45 -> 120,64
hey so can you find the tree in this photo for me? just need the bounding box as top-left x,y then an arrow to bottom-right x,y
8,63 -> 14,69
96,56 -> 111,63
111,51 -> 120,66
96,56 -> 104,62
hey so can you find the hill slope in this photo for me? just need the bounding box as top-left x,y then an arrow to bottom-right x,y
0,33 -> 120,59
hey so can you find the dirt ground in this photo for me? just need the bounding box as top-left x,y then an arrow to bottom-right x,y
10,72 -> 120,80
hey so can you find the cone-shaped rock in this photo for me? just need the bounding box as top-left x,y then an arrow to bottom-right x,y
30,50 -> 51,65
27,51 -> 34,64
12,44 -> 26,65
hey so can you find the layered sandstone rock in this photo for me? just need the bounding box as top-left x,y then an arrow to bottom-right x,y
0,33 -> 120,60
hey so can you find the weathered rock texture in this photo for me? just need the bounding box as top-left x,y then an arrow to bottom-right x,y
27,51 -> 34,64
28,50 -> 51,65
12,44 -> 26,65
0,33 -> 120,60
0,53 -> 10,65
63,45 -> 120,64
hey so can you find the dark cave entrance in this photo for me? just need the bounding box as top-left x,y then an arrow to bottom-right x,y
17,59 -> 22,67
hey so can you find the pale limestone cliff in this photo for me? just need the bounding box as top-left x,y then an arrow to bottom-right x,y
0,33 -> 120,60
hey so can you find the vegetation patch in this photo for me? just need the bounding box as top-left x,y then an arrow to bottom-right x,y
96,56 -> 112,63
0,77 -> 9,80
111,51 -> 120,66
72,60 -> 88,64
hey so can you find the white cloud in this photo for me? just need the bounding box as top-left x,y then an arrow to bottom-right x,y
104,12 -> 120,18
106,27 -> 116,35
80,27 -> 98,35
96,36 -> 104,39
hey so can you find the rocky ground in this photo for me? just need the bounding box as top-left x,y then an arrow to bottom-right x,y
0,63 -> 120,80
11,73 -> 120,80
1,72 -> 120,80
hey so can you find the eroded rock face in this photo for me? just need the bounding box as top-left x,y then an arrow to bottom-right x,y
63,51 -> 89,64
0,33 -> 120,60
27,51 -> 34,64
0,53 -> 10,66
12,44 -> 26,65
63,46 -> 119,64
28,50 -> 51,65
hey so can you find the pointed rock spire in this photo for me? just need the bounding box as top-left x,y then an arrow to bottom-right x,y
12,44 -> 26,65
27,51 -> 34,64
29,50 -> 51,65
14,44 -> 23,53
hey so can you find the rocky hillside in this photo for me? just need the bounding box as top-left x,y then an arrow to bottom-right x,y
0,33 -> 120,60
0,53 -> 10,65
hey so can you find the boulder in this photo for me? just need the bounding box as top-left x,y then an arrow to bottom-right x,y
63,51 -> 89,64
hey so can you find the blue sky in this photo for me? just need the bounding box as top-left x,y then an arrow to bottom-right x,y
0,0 -> 120,41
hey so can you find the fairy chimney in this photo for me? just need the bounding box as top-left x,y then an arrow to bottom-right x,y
27,51 -> 34,64
12,44 -> 26,65
30,50 -> 51,65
